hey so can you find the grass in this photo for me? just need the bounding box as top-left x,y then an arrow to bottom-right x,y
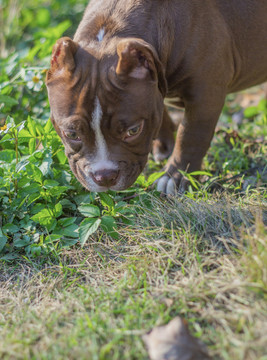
1,190 -> 267,359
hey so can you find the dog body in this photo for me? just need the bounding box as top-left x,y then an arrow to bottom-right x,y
46,0 -> 267,194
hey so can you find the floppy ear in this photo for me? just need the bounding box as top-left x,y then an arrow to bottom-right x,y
46,37 -> 79,83
116,38 -> 167,96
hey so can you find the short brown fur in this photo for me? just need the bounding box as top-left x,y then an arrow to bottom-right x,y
46,0 -> 267,194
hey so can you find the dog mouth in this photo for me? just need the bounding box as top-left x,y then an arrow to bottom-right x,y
73,161 -> 144,192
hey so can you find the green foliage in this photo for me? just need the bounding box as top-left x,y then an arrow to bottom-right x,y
0,115 -> 154,256
0,0 -> 266,260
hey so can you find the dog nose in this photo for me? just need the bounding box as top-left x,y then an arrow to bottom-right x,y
91,169 -> 119,187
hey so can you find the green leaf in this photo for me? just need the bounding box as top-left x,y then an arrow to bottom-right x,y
60,199 -> 76,211
18,129 -> 32,141
258,99 -> 267,112
101,216 -> 119,239
49,20 -> 71,39
147,171 -> 165,185
26,164 -> 43,183
31,208 -> 54,226
5,116 -> 15,128
18,183 -> 41,196
2,224 -> 20,234
16,156 -> 31,172
186,175 -> 199,190
0,237 -> 8,252
0,95 -> 18,107
59,224 -> 79,238
44,119 -> 54,134
48,186 -> 69,197
135,174 -> 146,186
0,149 -> 16,163
54,203 -> 62,217
14,236 -> 31,248
27,116 -> 37,137
31,203 -> 46,215
243,106 -> 259,118
74,193 -> 95,206
78,204 -> 100,218
114,201 -> 129,214
39,153 -> 52,176
56,149 -> 67,164
99,193 -> 114,209
28,193 -> 41,205
34,122 -> 45,137
189,171 -> 212,177
0,253 -> 19,261
16,121 -> 26,133
17,194 -> 29,209
61,238 -> 79,247
44,234 -> 63,243
57,218 -> 77,227
79,218 -> 101,246
28,137 -> 36,154
0,229 -> 8,252
36,8 -> 51,27
43,179 -> 60,188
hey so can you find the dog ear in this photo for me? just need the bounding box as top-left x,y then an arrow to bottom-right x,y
116,38 -> 167,96
46,37 -> 79,83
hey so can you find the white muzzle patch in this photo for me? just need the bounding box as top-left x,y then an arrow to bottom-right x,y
90,96 -> 117,172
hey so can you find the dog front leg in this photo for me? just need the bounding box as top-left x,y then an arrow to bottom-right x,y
156,92 -> 226,195
152,106 -> 176,163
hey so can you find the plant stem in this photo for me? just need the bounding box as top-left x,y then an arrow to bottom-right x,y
14,130 -> 18,192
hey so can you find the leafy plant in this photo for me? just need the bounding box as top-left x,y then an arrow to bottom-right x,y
0,114 -> 159,257
0,0 -> 266,260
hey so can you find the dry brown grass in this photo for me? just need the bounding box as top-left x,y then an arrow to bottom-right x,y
0,190 -> 266,359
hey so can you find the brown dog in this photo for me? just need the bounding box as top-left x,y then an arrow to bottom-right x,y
46,0 -> 267,195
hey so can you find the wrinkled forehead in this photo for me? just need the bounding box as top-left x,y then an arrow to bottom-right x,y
47,49 -> 153,121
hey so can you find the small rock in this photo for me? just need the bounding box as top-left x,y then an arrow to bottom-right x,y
143,317 -> 211,360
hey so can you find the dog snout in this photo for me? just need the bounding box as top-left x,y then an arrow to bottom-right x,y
91,168 -> 119,187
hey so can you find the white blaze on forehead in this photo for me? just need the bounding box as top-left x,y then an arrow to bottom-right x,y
91,97 -> 116,171
96,28 -> 105,42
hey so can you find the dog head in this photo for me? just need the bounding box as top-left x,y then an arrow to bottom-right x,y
46,36 -> 166,191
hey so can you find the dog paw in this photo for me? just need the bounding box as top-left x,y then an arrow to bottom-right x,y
156,172 -> 189,195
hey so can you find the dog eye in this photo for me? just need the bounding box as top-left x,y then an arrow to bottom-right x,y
124,121 -> 144,141
63,130 -> 81,141
127,126 -> 140,136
